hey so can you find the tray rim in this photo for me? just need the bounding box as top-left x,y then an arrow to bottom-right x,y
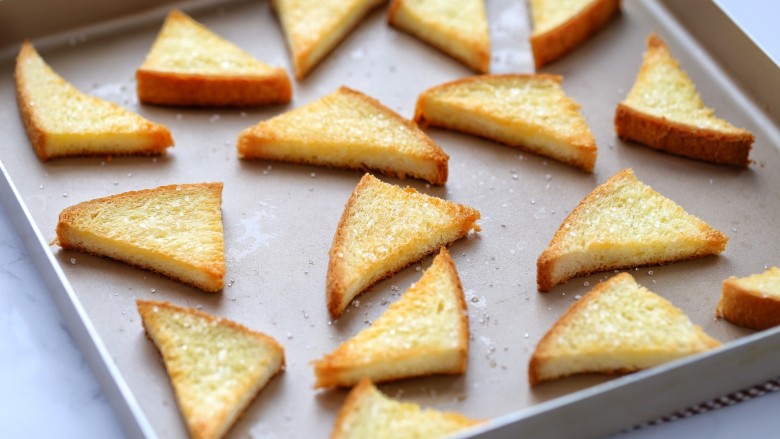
1,1 -> 778,438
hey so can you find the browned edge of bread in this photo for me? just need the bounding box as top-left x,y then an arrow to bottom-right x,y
15,41 -> 173,161
329,378 -> 374,438
325,175 -> 479,318
315,248 -> 470,387
270,0 -> 386,80
614,103 -> 754,166
414,74 -> 596,173
716,277 -> 780,330
55,183 -> 225,293
535,169 -> 728,292
530,0 -> 621,69
239,86 -> 449,185
136,69 -> 293,107
386,0 -> 490,74
137,299 -> 286,437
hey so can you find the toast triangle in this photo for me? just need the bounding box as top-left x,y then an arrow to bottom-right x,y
315,248 -> 469,388
272,0 -> 385,79
529,0 -> 621,68
615,33 -> 754,165
414,74 -> 597,172
327,174 -> 479,317
238,86 -> 448,185
388,0 -> 490,73
529,273 -> 720,385
14,41 -> 173,161
717,267 -> 780,330
137,300 -> 285,439
537,168 -> 727,291
54,183 -> 226,292
331,378 -> 482,438
137,9 -> 292,107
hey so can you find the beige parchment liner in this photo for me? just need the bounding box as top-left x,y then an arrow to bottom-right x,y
1,0 -> 779,437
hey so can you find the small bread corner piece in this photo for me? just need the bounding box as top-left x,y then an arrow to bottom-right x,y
271,0 -> 386,80
137,9 -> 292,107
537,168 -> 728,292
414,74 -> 597,172
54,183 -> 225,292
331,379 -> 483,439
614,33 -> 754,166
327,174 -> 480,318
387,0 -> 490,73
14,40 -> 173,161
314,248 -> 468,388
717,267 -> 780,330
529,273 -> 720,386
529,0 -> 621,69
137,300 -> 285,439
238,86 -> 448,185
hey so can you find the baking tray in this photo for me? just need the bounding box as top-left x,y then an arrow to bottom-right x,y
1,0 -> 779,438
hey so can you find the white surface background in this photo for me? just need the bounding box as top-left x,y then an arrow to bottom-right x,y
1,1 -> 779,438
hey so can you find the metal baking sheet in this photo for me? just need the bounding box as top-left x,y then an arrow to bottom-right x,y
1,0 -> 779,438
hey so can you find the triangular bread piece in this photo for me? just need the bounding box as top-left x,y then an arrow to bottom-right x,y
327,174 -> 479,317
238,86 -> 448,185
54,183 -> 225,292
528,0 -> 620,68
136,10 -> 292,107
414,74 -> 597,172
315,248 -> 468,388
271,0 -> 385,79
331,378 -> 482,438
137,300 -> 285,439
537,168 -> 727,292
529,273 -> 720,385
615,33 -> 754,166
717,267 -> 780,330
388,0 -> 490,73
14,41 -> 173,161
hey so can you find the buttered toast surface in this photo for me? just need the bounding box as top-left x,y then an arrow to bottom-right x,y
2,0 -> 778,438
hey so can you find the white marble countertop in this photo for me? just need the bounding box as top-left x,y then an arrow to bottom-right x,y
2,1 -> 779,437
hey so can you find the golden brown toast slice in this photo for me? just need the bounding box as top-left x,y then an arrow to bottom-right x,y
615,34 -> 754,165
529,0 -> 621,68
54,183 -> 225,292
327,174 -> 480,318
136,9 -> 292,107
272,0 -> 385,79
138,300 -> 285,439
415,74 -> 597,172
314,248 -> 468,388
238,86 -> 448,185
331,378 -> 482,439
537,168 -> 728,292
529,273 -> 720,385
388,0 -> 490,73
14,41 -> 173,161
717,267 -> 780,330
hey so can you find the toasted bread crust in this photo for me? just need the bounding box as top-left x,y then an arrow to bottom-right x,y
615,103 -> 753,166
326,175 -> 479,317
536,169 -> 728,292
415,74 -> 597,172
55,183 -> 225,292
717,275 -> 780,330
271,0 -> 386,80
15,41 -> 172,161
530,0 -> 620,69
137,69 -> 292,107
238,86 -> 448,185
137,300 -> 285,439
316,248 -> 469,387
387,0 -> 490,73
